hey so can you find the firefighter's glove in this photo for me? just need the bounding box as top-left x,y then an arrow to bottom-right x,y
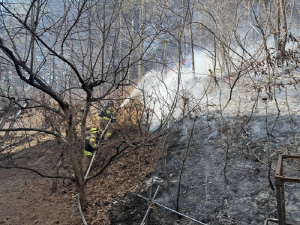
98,111 -> 106,117
96,134 -> 100,142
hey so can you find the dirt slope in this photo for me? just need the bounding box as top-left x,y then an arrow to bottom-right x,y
0,138 -> 160,225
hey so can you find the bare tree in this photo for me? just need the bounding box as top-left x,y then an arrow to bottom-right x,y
0,0 -> 162,210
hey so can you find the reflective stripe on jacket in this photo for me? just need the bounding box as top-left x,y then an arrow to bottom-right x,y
100,116 -> 110,121
84,150 -> 93,156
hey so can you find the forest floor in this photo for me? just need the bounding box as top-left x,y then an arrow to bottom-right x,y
0,135 -> 161,225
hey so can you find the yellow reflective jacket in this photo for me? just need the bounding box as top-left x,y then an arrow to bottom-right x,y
85,133 -> 98,152
99,107 -> 116,120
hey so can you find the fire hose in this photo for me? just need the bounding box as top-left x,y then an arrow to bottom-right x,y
78,119 -> 112,225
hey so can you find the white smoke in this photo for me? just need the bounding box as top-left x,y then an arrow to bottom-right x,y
121,51 -> 214,131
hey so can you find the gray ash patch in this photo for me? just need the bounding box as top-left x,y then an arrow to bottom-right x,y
109,113 -> 300,224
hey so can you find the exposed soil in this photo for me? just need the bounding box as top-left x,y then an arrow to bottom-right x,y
0,136 -> 161,225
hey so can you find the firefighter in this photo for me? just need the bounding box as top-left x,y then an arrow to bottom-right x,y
98,100 -> 116,140
83,127 -> 99,173
84,127 -> 99,156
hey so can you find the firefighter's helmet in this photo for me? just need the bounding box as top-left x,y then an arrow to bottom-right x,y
108,100 -> 114,106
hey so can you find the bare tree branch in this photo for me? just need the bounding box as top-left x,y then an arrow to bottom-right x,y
0,128 -> 66,142
0,165 -> 75,180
